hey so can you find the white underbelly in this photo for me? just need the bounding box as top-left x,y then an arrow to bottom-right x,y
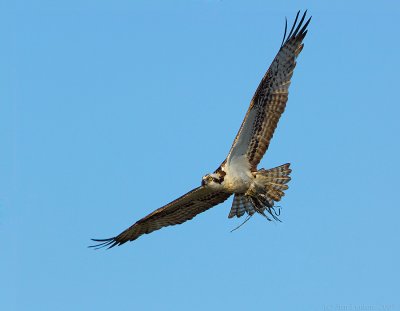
223,155 -> 253,193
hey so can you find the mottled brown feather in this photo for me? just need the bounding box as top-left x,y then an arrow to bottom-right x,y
91,12 -> 311,248
227,12 -> 311,170
91,187 -> 231,248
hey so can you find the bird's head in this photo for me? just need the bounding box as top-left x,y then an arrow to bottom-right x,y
201,173 -> 223,187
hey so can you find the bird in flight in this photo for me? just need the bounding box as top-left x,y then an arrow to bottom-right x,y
91,11 -> 311,249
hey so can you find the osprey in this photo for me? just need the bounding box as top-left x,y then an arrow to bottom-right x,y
91,11 -> 311,249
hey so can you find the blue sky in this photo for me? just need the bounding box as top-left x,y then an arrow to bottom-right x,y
1,1 -> 400,310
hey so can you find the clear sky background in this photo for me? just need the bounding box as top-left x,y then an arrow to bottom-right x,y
1,1 -> 400,310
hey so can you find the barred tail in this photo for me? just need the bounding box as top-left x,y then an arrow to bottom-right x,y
228,163 -> 292,219
257,163 -> 292,203
228,194 -> 255,218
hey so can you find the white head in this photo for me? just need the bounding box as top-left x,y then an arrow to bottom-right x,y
201,173 -> 224,188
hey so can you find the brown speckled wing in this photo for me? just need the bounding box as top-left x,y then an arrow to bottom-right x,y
227,11 -> 311,170
90,187 -> 231,248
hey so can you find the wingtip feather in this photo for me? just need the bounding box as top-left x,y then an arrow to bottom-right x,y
89,237 -> 119,250
281,10 -> 312,47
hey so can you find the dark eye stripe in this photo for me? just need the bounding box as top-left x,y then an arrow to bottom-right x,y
212,177 -> 224,184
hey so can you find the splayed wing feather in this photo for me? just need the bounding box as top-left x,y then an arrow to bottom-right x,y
227,11 -> 311,170
91,187 -> 231,249
90,12 -> 311,249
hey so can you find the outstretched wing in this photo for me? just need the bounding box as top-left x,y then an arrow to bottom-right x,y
226,11 -> 311,171
90,187 -> 231,248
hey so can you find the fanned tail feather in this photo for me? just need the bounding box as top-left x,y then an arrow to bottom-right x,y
229,195 -> 255,218
228,163 -> 291,221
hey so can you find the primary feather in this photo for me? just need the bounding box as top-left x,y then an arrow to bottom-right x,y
226,11 -> 311,171
91,11 -> 311,249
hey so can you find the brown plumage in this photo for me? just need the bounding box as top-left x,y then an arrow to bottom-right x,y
227,11 -> 310,171
91,187 -> 231,248
91,11 -> 310,249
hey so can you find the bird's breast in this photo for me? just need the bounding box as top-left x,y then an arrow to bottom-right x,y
222,158 -> 253,193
